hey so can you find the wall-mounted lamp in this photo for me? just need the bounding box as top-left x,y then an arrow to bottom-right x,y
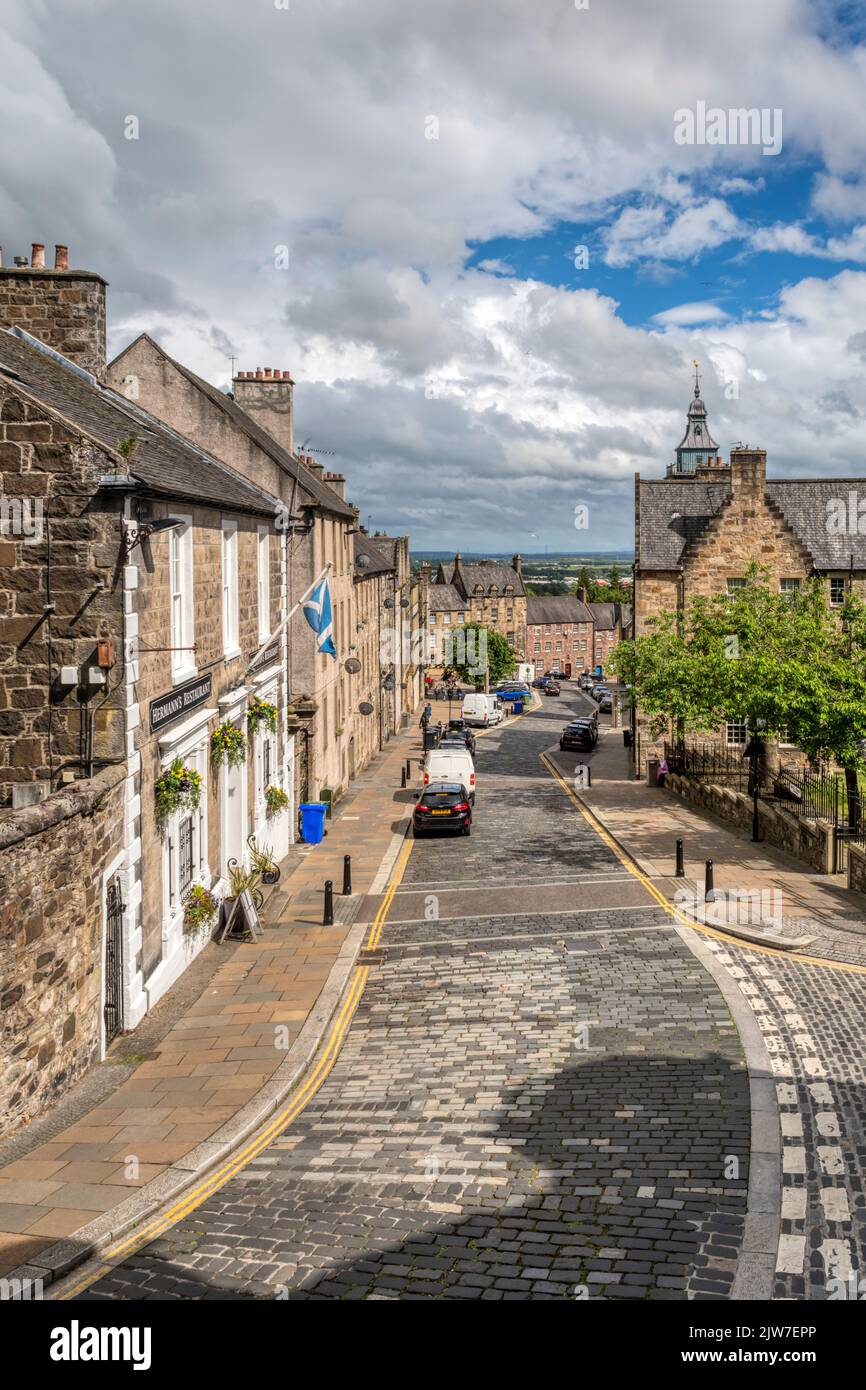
121,516 -> 183,557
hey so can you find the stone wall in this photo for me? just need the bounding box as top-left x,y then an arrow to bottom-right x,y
0,265 -> 107,378
664,771 -> 834,874
848,842 -> 866,895
0,762 -> 125,1132
0,384 -> 126,807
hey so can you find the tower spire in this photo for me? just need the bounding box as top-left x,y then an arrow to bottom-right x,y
693,358 -> 701,398
668,362 -> 720,476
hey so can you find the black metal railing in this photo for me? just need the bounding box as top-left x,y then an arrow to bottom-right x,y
178,815 -> 194,898
663,741 -> 752,792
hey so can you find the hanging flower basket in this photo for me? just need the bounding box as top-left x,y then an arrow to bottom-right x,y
247,696 -> 278,737
183,884 -> 218,938
155,757 -> 202,829
264,785 -> 289,818
211,722 -> 247,769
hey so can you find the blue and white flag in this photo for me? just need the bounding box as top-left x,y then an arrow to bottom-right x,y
303,577 -> 336,658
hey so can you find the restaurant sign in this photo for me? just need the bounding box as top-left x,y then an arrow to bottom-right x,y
150,674 -> 212,734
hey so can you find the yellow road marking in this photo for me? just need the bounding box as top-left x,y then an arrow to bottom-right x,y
540,750 -> 866,977
54,835 -> 417,1301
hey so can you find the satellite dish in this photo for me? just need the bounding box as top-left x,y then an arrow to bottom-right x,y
383,596 -> 395,608
358,701 -> 374,716
355,553 -> 371,571
344,657 -> 361,674
400,597 -> 410,608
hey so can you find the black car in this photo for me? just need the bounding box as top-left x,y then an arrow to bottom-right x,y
560,722 -> 597,751
446,720 -> 476,754
413,781 -> 472,836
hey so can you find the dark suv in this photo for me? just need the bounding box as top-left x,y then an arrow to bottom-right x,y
413,782 -> 472,836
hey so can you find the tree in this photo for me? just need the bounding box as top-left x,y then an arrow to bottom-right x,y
446,623 -> 516,686
611,566 -> 866,827
575,566 -> 594,600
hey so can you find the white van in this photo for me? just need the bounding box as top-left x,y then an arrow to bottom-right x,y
461,693 -> 502,727
424,747 -> 476,801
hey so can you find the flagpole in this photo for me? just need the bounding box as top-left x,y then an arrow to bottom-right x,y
245,561 -> 333,676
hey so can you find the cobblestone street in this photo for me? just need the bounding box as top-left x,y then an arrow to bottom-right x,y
66,693 -> 767,1302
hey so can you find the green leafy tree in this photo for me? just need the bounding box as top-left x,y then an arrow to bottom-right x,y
447,623 -> 515,686
576,566 -> 594,600
612,565 -> 866,827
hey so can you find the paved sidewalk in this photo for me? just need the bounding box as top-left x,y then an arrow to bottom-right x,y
553,709 -> 866,967
0,724 -> 422,1280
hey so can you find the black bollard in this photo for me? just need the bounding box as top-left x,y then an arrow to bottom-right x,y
406,758 -> 411,778
343,854 -> 352,896
704,859 -> 715,903
401,766 -> 407,788
675,838 -> 685,878
323,879 -> 334,926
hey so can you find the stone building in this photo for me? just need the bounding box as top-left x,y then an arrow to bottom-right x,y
106,337 -> 361,808
0,244 -> 289,1127
632,372 -> 866,772
420,554 -> 526,673
588,601 -> 629,671
526,595 -> 594,673
352,532 -> 396,765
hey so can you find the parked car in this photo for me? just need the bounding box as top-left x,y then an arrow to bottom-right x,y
532,677 -> 550,689
563,717 -> 598,744
543,682 -> 561,696
461,693 -> 502,727
496,682 -> 531,703
446,720 -> 476,754
579,674 -> 595,690
598,693 -> 613,713
550,669 -> 568,681
560,723 -> 597,751
424,746 -> 476,801
413,781 -> 472,837
591,685 -> 610,702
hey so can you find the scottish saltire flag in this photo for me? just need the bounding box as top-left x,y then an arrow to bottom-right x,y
303,577 -> 336,658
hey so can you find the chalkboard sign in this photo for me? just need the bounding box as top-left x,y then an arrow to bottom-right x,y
219,887 -> 264,942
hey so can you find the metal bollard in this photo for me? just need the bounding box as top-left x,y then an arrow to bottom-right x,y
323,879 -> 334,926
704,859 -> 715,902
401,766 -> 407,788
675,839 -> 685,878
343,854 -> 352,896
406,758 -> 411,778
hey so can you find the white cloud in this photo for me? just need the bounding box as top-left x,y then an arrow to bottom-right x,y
652,302 -> 731,327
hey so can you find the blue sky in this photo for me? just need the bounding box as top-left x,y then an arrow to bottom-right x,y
6,0 -> 866,553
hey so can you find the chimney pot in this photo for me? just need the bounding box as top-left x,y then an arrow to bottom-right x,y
255,369 -> 263,379
54,244 -> 68,271
31,243 -> 45,269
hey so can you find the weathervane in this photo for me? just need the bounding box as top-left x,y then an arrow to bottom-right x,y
692,358 -> 701,397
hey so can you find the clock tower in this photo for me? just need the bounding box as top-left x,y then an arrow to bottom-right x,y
669,361 -> 721,476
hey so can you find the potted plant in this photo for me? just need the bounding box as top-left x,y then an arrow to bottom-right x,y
155,757 -> 202,830
183,884 -> 218,939
247,835 -> 280,885
247,697 -> 278,737
210,722 -> 247,769
225,858 -> 264,908
264,784 -> 289,818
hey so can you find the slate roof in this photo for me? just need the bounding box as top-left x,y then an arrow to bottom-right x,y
526,596 -> 593,626
0,330 -> 280,515
638,477 -> 866,571
455,561 -> 525,597
637,480 -> 731,569
588,602 -> 619,631
427,583 -> 465,613
353,532 -> 394,578
113,334 -> 355,520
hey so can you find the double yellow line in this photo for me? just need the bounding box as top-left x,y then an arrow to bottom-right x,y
55,837 -> 415,1300
540,750 -> 866,976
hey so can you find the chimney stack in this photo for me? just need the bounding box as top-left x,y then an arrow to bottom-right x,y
730,445 -> 766,499
512,552 -> 522,578
0,241 -> 107,377
232,365 -> 295,455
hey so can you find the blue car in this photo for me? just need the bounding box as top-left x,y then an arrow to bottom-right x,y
496,684 -> 531,704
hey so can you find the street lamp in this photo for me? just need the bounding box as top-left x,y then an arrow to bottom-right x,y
743,719 -> 766,843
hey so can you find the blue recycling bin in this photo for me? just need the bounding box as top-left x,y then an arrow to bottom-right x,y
513,700 -> 524,714
300,802 -> 327,845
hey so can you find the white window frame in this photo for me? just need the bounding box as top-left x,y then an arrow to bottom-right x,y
169,515 -> 195,685
780,578 -> 800,595
257,526 -> 271,642
159,725 -> 211,928
221,519 -> 240,658
830,576 -> 846,608
725,718 -> 748,747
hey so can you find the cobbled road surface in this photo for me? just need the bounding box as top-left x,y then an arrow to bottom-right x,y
79,691 -> 754,1301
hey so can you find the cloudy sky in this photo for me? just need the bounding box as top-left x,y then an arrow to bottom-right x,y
3,0 -> 866,552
